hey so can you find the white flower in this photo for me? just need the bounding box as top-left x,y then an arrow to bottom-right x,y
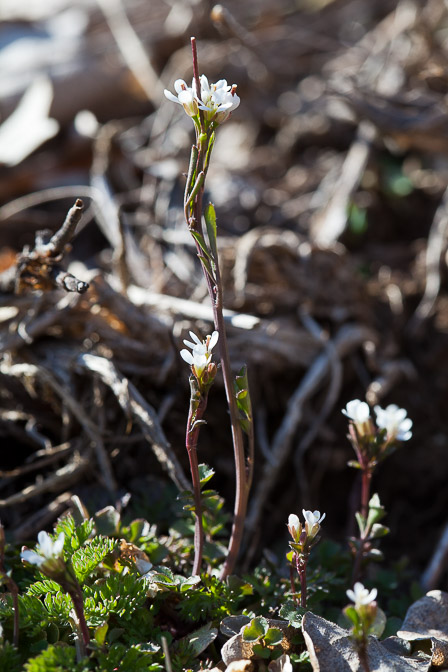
164,79 -> 198,117
302,509 -> 325,539
21,530 -> 65,567
346,582 -> 377,609
198,75 -> 240,123
342,399 -> 372,436
180,330 -> 219,378
342,399 -> 370,424
287,513 -> 302,542
374,404 -> 412,441
164,76 -> 239,125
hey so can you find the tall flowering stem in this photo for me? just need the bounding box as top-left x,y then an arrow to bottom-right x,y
167,37 -> 251,578
342,400 -> 411,583
21,531 -> 90,653
186,385 -> 207,575
344,582 -> 382,672
287,510 -> 325,608
180,330 -> 219,574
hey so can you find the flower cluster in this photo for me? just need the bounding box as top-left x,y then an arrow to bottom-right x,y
164,76 -> 240,127
287,510 -> 325,608
288,510 -> 326,547
342,399 -> 412,442
288,509 -> 325,554
180,330 -> 219,388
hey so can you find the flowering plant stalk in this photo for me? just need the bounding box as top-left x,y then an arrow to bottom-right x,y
344,582 -> 385,672
181,331 -> 219,574
166,37 -> 253,579
350,493 -> 389,585
287,510 -> 325,608
21,531 -> 90,653
342,400 -> 412,582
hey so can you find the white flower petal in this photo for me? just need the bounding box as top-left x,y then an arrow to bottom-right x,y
189,331 -> 202,345
174,79 -> 189,94
209,331 -> 219,350
180,349 -> 194,365
21,549 -> 45,566
288,514 -> 300,529
53,532 -> 65,556
164,89 -> 182,104
37,531 -> 53,557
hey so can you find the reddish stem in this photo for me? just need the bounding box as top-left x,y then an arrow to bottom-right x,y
185,38 -> 251,579
69,588 -> 90,649
360,467 -> 372,519
186,390 -> 208,574
297,556 -> 308,609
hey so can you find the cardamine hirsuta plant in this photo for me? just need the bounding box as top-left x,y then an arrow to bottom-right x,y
165,38 -> 253,579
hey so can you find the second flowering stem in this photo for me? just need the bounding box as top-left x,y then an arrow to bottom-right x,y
186,380 -> 209,575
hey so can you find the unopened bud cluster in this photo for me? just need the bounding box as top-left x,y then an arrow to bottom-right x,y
342,399 -> 412,470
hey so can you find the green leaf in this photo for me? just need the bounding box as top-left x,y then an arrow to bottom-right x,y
94,506 -> 121,536
27,580 -> 61,597
198,463 -> 215,486
234,366 -> 253,436
190,230 -> 211,260
253,643 -> 271,658
204,202 -> 218,258
94,622 -> 108,646
370,606 -> 387,638
203,132 -> 215,175
264,627 -> 283,646
185,171 -> 204,208
84,573 -> 151,624
127,519 -> 151,544
355,512 -> 366,535
54,514 -> 94,554
181,623 -> 217,656
71,536 -> 116,583
197,254 -> 216,284
0,643 -> 21,672
343,605 -> 361,627
242,616 -> 269,643
279,601 -> 306,628
370,524 -> 389,539
24,645 -> 77,672
184,145 -> 199,206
